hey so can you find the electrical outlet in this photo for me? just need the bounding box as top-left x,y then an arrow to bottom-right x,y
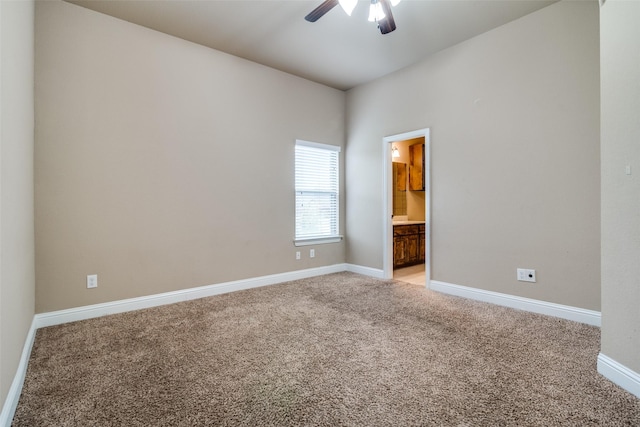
310,249 -> 315,258
517,268 -> 536,283
296,251 -> 301,260
87,274 -> 98,289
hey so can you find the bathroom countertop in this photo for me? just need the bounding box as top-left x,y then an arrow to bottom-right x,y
392,220 -> 426,226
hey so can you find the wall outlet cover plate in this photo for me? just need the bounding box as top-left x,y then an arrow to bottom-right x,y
517,268 -> 536,282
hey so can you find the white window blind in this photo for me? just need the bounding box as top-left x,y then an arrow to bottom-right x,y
295,140 -> 341,245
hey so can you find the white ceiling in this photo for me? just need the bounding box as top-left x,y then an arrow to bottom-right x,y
66,0 -> 555,91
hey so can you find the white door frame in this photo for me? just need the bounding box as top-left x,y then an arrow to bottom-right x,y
382,128 -> 431,286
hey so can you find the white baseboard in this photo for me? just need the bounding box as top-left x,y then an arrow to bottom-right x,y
5,265 -> 364,426
35,264 -> 350,329
598,353 -> 640,399
345,263 -> 385,279
429,280 -> 601,326
0,318 -> 37,427
8,266 -> 607,425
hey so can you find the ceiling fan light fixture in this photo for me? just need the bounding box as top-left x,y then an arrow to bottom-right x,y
368,1 -> 385,22
305,0 -> 396,34
338,0 -> 357,16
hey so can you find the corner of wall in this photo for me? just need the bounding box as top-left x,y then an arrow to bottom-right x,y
0,0 -> 36,421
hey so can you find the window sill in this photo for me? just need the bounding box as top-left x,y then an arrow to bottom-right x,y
294,236 -> 343,247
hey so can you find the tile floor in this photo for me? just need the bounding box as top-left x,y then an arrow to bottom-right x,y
393,263 -> 426,286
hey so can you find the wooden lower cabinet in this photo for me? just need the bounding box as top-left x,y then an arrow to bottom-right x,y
393,224 -> 425,268
418,224 -> 426,262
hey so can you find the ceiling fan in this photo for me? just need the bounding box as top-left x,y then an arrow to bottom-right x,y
305,0 -> 400,35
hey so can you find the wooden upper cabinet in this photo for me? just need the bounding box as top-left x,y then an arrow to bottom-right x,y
409,143 -> 425,191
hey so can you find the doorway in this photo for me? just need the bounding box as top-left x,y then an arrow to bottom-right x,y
382,129 -> 430,287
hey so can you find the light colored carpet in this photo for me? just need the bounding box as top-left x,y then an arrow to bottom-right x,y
13,272 -> 640,426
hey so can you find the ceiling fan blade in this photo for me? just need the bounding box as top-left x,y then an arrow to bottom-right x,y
305,0 -> 339,23
378,0 -> 397,34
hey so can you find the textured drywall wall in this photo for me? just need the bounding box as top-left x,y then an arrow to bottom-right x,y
35,1 -> 345,312
346,1 -> 600,310
600,0 -> 640,374
0,0 -> 35,409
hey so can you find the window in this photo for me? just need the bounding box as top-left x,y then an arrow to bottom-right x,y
295,140 -> 342,246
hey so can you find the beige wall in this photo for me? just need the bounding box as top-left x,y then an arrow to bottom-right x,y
7,0 -> 638,416
346,1 -> 601,310
600,0 -> 640,373
35,1 -> 345,313
0,0 -> 35,408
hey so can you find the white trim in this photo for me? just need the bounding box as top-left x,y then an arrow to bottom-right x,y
294,236 -> 342,246
0,319 -> 37,427
346,263 -> 385,279
2,265 -> 359,424
0,267 -> 615,425
35,264 -> 347,329
382,128 -> 431,284
597,353 -> 640,399
424,134 -> 431,285
429,280 -> 601,326
295,139 -> 340,152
